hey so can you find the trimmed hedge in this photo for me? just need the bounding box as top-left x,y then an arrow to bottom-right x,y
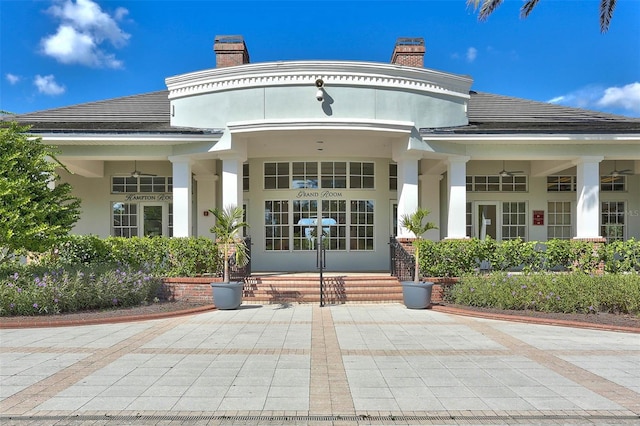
447,272 -> 640,315
416,238 -> 640,277
39,235 -> 221,277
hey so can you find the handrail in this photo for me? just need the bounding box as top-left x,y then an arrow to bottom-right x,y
389,237 -> 415,282
229,236 -> 251,281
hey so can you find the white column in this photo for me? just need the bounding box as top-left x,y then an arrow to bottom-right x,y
221,156 -> 244,209
194,174 -> 218,238
446,156 -> 469,239
575,156 -> 603,239
170,157 -> 192,237
419,174 -> 441,241
395,157 -> 419,238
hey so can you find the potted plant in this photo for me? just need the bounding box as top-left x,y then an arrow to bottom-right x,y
400,207 -> 438,309
209,205 -> 249,310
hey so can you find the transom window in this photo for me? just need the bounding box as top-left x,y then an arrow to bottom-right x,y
349,162 -> 375,189
264,162 -> 290,189
547,176 -> 576,192
264,161 -> 374,190
243,163 -> 249,192
466,175 -> 527,192
389,163 -> 397,191
112,176 -> 172,193
321,162 -> 347,189
600,175 -> 626,192
292,162 -> 318,189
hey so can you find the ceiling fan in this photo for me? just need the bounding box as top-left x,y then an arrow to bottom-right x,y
130,160 -> 156,178
498,161 -> 523,177
607,161 -> 632,177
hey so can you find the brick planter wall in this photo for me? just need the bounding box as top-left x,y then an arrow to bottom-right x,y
424,277 -> 459,304
162,277 -> 222,303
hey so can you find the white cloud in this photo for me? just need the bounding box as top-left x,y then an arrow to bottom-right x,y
466,47 -> 478,63
547,82 -> 640,117
6,73 -> 21,84
597,82 -> 640,114
451,47 -> 479,63
40,0 -> 130,68
34,74 -> 66,95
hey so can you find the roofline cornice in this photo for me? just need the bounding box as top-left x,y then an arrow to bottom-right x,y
35,133 -> 219,145
227,118 -> 415,134
421,133 -> 640,143
165,61 -> 472,101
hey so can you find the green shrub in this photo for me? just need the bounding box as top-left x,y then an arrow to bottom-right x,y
414,238 -> 640,277
39,234 -> 112,266
447,272 -> 640,315
490,239 -> 543,272
38,235 -> 221,277
417,238 -> 485,277
164,237 -> 220,276
599,238 -> 640,273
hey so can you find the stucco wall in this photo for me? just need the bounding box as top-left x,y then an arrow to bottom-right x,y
171,85 -> 467,130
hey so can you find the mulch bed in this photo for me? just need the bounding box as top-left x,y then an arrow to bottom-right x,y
0,300 -> 213,328
438,303 -> 640,330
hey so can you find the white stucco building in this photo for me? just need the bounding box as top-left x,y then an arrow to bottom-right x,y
9,36 -> 640,272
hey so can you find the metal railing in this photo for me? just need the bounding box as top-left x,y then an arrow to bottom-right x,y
228,236 -> 251,282
389,237 -> 415,282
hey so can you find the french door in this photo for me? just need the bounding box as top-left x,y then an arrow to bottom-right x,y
141,203 -> 167,237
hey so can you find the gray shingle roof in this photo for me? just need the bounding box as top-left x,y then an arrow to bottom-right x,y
4,89 -> 640,134
1,91 -> 183,133
460,91 -> 640,134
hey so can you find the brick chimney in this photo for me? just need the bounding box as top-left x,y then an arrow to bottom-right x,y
213,35 -> 250,68
390,37 -> 425,68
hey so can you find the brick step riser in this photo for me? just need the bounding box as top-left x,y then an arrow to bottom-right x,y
244,279 -> 403,302
243,296 -> 403,304
245,288 -> 402,294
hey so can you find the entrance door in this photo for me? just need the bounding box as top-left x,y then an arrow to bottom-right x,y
476,202 -> 498,240
293,199 -> 346,251
142,204 -> 165,237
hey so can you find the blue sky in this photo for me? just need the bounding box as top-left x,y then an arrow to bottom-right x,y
1,0 -> 639,117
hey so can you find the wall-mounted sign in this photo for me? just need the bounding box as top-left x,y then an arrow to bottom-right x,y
533,210 -> 544,226
123,194 -> 173,202
295,190 -> 344,199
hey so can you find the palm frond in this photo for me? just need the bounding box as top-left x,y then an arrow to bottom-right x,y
209,205 -> 250,282
520,0 -> 540,19
477,0 -> 505,21
600,0 -> 616,33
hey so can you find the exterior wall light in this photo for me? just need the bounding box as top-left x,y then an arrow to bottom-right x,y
315,78 -> 324,102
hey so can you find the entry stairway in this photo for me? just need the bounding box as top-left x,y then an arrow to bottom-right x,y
242,272 -> 404,304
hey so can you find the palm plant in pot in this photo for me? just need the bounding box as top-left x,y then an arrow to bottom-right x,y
400,207 -> 438,309
209,205 -> 249,310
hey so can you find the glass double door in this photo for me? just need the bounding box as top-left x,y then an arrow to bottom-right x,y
292,199 -> 346,250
